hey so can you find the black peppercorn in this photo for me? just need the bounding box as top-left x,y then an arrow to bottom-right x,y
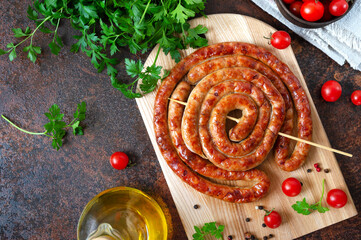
324,169 -> 330,173
193,204 -> 199,209
246,217 -> 251,222
228,235 -> 233,240
258,205 -> 264,210
269,234 -> 274,238
307,169 -> 312,173
262,223 -> 267,227
263,236 -> 268,240
251,235 -> 256,240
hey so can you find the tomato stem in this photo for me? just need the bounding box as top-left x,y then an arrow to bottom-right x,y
263,208 -> 275,216
127,159 -> 136,168
263,32 -> 273,45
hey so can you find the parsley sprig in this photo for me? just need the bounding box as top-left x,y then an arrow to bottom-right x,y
192,222 -> 224,240
292,179 -> 329,215
1,101 -> 86,150
0,0 -> 208,98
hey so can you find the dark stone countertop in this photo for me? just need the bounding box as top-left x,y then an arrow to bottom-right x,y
0,0 -> 359,239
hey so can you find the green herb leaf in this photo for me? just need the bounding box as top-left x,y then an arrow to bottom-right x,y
49,41 -> 61,55
192,222 -> 224,240
75,3 -> 98,19
45,0 -> 57,8
73,101 -> 86,121
125,58 -> 143,78
27,6 -> 38,20
292,198 -> 312,215
9,49 -> 17,61
0,49 -> 8,55
12,27 -> 31,38
23,45 -> 41,63
171,3 -> 195,24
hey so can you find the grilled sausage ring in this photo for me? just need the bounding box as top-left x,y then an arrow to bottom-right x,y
154,42 -> 312,202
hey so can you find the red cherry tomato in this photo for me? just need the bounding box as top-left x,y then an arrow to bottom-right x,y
264,210 -> 282,229
282,177 -> 302,197
327,189 -> 347,208
321,80 -> 342,102
301,1 -> 325,22
329,0 -> 349,16
110,152 -> 129,170
351,90 -> 361,106
283,0 -> 296,4
270,31 -> 291,49
289,1 -> 303,17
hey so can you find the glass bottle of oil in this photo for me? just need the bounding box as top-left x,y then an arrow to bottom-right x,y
77,187 -> 168,240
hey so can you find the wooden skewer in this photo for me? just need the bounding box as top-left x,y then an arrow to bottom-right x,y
277,132 -> 352,157
168,98 -> 353,157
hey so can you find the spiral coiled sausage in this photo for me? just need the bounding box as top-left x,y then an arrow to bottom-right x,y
154,42 -> 312,202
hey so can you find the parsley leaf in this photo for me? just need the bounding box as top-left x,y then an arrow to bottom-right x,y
1,101 -> 87,151
292,179 -> 329,215
192,222 -> 224,240
292,198 -> 312,215
171,2 -> 195,24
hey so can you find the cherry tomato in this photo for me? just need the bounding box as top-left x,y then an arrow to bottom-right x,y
329,0 -> 349,16
301,1 -> 325,22
321,80 -> 342,102
270,31 -> 291,49
110,152 -> 129,170
327,189 -> 347,208
351,90 -> 361,106
289,1 -> 303,17
283,0 -> 296,4
264,210 -> 282,229
282,177 -> 302,197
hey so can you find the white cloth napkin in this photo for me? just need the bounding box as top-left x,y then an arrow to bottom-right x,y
251,0 -> 361,71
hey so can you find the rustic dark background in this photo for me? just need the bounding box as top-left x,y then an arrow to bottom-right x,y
0,0 -> 359,239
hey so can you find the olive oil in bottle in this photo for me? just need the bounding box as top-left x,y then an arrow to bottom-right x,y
77,187 -> 167,240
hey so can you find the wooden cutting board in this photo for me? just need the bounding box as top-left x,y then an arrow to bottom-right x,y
135,14 -> 357,239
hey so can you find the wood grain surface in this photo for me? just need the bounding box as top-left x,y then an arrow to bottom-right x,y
135,14 -> 357,239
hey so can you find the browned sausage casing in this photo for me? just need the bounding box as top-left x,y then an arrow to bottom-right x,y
154,42 -> 312,202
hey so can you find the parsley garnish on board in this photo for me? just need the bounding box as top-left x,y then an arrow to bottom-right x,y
0,0 -> 208,98
1,101 -> 86,150
192,222 -> 224,240
292,179 -> 329,215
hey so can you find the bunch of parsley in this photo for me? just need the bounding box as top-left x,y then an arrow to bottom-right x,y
0,0 -> 208,98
